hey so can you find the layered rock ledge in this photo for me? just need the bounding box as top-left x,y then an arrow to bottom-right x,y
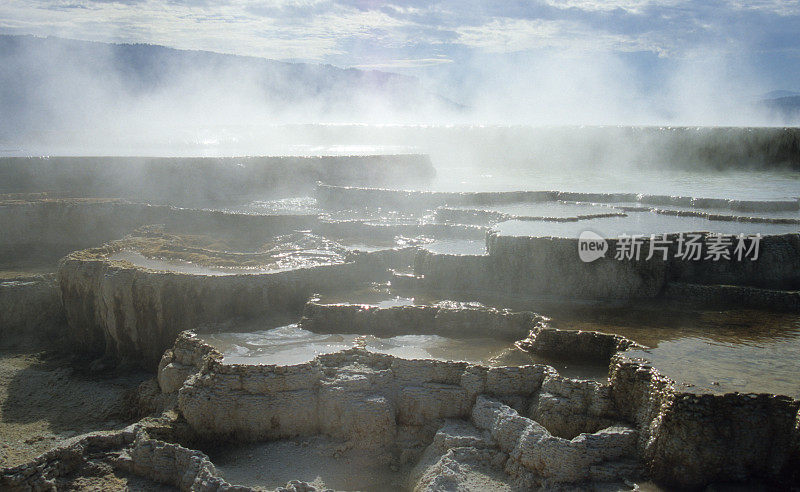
158,330 -> 641,489
152,321 -> 800,489
317,183 -> 800,213
57,237 -> 411,369
410,232 -> 800,301
0,155 -> 435,207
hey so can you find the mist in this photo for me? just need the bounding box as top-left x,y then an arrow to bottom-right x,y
1,5 -> 800,489
1,33 -> 797,155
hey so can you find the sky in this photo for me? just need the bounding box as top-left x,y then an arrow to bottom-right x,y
1,0 -> 800,124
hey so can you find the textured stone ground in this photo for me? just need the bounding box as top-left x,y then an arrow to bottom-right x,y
0,350 -> 148,468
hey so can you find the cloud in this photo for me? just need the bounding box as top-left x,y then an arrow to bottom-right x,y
1,0 -> 799,104
541,0 -> 684,14
352,57 -> 453,69
2,0 -> 798,66
453,16 -> 665,54
0,0 -> 406,60
725,0 -> 800,16
454,18 -> 561,52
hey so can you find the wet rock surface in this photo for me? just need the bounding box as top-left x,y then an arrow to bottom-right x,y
610,351 -> 800,487
55,226 -> 421,369
156,332 -> 645,489
0,273 -> 66,349
317,182 -> 800,214
516,324 -> 643,366
1,151 -> 799,490
410,230 -> 800,301
146,323 -> 798,489
0,155 -> 435,207
299,301 -> 542,341
663,281 -> 800,311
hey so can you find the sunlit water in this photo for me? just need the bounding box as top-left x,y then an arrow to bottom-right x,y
223,196 -> 320,215
422,238 -> 486,255
452,201 -> 615,217
541,304 -> 800,398
494,211 -> 800,238
315,286 -> 420,307
429,167 -> 800,200
197,324 -> 535,367
38,125 -> 797,397
108,250 -> 246,275
616,203 -> 800,218
625,337 -> 800,397
107,249 -> 344,275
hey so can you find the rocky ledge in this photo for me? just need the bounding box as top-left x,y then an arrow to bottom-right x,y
57,234 -> 412,369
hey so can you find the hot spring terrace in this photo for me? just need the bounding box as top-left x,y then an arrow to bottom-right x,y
1,151 -> 799,490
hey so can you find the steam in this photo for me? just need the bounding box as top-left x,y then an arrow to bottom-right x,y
424,44 -> 783,126
0,36 -> 457,149
0,33 -> 796,157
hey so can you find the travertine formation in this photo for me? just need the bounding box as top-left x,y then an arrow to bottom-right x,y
610,351 -> 800,487
0,195 -> 321,259
515,325 -> 643,365
148,317 -> 800,489
0,273 -> 65,348
470,396 -> 638,486
663,281 -> 800,311
0,423 -> 255,491
0,155 -> 435,207
299,301 -> 541,340
58,240 -> 411,369
2,151 -> 799,490
154,329 -> 643,489
317,183 -> 800,213
409,231 -> 800,300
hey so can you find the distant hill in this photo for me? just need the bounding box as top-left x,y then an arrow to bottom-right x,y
758,92 -> 800,122
0,35 -> 463,141
761,90 -> 800,100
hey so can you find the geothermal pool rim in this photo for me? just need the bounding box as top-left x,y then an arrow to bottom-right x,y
1,148 -> 799,490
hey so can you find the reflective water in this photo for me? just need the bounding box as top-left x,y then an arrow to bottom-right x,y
108,250 -> 245,275
541,305 -> 800,398
198,324 -> 535,367
107,248 -> 344,275
322,209 -> 424,224
429,167 -> 800,201
452,201 -> 614,218
223,196 -> 320,215
625,336 -> 800,397
494,212 -> 800,238
625,203 -> 800,219
315,286 -> 420,308
422,239 -> 486,255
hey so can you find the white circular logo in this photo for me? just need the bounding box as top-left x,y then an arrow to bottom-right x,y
578,230 -> 608,263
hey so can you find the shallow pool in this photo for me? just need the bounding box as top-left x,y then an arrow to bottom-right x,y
544,305 -> 800,398
198,324 -> 536,367
493,212 -> 800,238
